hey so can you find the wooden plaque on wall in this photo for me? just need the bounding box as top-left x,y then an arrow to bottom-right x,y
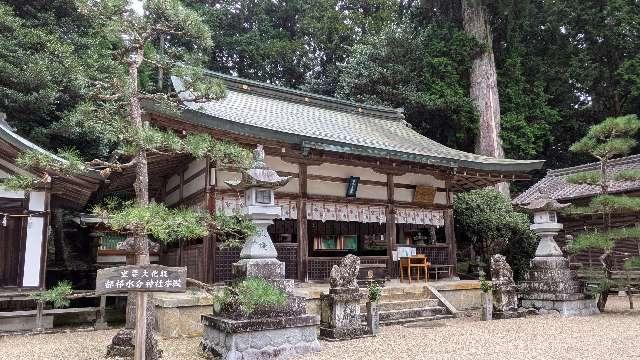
414,186 -> 436,204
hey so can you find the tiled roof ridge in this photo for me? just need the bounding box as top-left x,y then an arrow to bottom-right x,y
204,70 -> 407,123
547,154 -> 640,177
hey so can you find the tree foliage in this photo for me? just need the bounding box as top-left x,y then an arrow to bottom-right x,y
3,1 -> 640,174
337,23 -> 478,151
565,115 -> 640,311
29,280 -> 74,309
1,1 -> 253,249
454,188 -> 537,280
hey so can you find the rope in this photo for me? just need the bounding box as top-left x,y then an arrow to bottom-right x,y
0,211 -> 48,226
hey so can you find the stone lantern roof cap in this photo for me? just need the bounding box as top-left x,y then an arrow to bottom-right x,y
224,145 -> 292,190
521,194 -> 570,212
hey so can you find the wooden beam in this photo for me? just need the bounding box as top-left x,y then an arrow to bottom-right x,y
297,163 -> 308,282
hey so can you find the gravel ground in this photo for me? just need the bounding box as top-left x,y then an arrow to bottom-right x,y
0,296 -> 638,360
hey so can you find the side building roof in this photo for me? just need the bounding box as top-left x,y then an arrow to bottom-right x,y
164,71 -> 544,174
513,154 -> 640,205
0,116 -> 102,209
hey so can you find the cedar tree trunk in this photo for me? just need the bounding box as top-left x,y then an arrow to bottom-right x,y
462,0 -> 509,197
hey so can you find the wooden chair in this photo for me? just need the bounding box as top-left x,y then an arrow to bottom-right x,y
409,255 -> 430,283
399,257 -> 410,283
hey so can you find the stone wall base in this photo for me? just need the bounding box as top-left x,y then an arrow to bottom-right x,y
319,325 -> 366,340
0,313 -> 53,331
493,310 -> 525,320
521,297 -> 599,316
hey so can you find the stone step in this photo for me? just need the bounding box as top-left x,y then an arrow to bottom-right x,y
381,314 -> 454,326
359,305 -> 449,324
379,306 -> 448,322
380,290 -> 432,301
360,299 -> 440,312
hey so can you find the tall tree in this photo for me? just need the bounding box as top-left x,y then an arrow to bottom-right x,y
185,0 -> 397,93
461,0 -> 508,196
336,23 -> 478,151
0,1 -> 116,158
2,1 -> 250,358
565,114 -> 640,311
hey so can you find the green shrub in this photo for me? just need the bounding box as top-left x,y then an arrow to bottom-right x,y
478,270 -> 491,293
234,277 -> 287,315
454,189 -> 537,281
367,282 -> 382,302
29,280 -> 73,308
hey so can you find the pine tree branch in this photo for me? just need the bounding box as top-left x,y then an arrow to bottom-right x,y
89,158 -> 137,172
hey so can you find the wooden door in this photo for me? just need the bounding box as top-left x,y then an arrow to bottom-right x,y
0,201 -> 25,288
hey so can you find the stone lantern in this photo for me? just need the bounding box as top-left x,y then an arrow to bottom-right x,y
224,145 -> 292,279
201,145 -> 321,360
519,195 -> 599,316
524,197 -> 569,259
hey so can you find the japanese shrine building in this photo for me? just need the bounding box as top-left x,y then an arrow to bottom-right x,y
123,71 -> 544,283
513,155 -> 640,270
0,115 -> 101,291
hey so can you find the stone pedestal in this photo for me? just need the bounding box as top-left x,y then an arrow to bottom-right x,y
201,315 -> 320,360
490,254 -> 523,319
480,292 -> 493,321
320,255 -> 366,340
519,198 -> 599,316
520,256 -> 599,316
320,288 -> 365,339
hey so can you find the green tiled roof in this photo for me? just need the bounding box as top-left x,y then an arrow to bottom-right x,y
168,72 -> 544,173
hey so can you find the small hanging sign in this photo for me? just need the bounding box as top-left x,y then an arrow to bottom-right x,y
414,186 -> 436,204
346,176 -> 360,198
95,264 -> 187,295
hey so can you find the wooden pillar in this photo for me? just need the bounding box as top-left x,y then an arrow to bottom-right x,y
444,174 -> 457,277
297,164 -> 308,282
444,209 -> 458,277
386,174 -> 396,275
202,158 -> 214,283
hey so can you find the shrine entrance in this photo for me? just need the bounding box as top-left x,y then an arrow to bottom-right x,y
0,199 -> 26,288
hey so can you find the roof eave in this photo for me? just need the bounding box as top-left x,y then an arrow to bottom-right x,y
147,105 -> 544,174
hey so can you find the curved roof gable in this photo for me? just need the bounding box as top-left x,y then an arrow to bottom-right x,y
170,72 -> 544,173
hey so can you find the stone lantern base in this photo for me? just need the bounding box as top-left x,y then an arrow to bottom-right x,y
520,257 -> 599,316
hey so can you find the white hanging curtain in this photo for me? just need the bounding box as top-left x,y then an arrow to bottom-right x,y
215,195 -> 443,226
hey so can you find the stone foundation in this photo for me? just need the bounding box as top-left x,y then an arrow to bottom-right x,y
521,297 -> 599,316
201,314 -> 320,360
520,256 -> 599,316
154,291 -> 213,338
320,287 -> 366,340
0,312 -> 53,331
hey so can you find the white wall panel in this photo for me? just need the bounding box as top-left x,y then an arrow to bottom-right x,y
165,190 -> 180,206
394,172 -> 445,188
28,191 -> 46,211
183,173 -> 205,197
166,174 -> 180,190
393,188 -> 447,204
22,216 -> 44,287
184,158 -> 206,179
307,179 -> 345,197
0,189 -> 24,199
275,178 -> 299,194
307,163 -> 386,182
265,155 -> 298,173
